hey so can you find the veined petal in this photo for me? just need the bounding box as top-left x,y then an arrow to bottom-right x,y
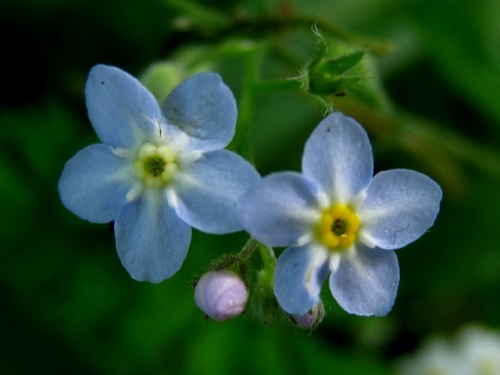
161,73 -> 237,151
329,245 -> 400,316
172,150 -> 260,234
274,244 -> 329,315
115,190 -> 192,283
238,172 -> 321,247
86,65 -> 161,149
58,144 -> 134,223
358,169 -> 442,250
302,112 -> 373,203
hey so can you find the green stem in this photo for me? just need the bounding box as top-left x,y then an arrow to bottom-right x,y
399,112 -> 500,177
258,243 -> 277,284
234,16 -> 393,56
164,0 -> 392,56
165,0 -> 231,29
239,238 -> 277,273
239,238 -> 259,262
332,96 -> 500,177
228,46 -> 265,163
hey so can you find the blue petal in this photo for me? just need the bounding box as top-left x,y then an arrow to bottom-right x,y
115,191 -> 192,283
274,244 -> 329,315
238,172 -> 321,247
329,245 -> 400,316
86,65 -> 161,149
172,150 -> 260,234
161,73 -> 237,151
58,144 -> 134,223
358,169 -> 442,250
302,112 -> 373,203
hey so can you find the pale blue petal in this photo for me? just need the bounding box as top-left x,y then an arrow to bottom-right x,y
358,169 -> 442,250
58,144 -> 134,223
115,191 -> 192,283
238,172 -> 321,247
329,245 -> 400,316
302,112 -> 373,203
274,244 -> 329,315
86,65 -> 161,149
161,73 -> 237,151
172,150 -> 260,234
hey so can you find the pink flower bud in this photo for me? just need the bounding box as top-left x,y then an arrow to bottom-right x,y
194,270 -> 249,321
291,303 -> 324,330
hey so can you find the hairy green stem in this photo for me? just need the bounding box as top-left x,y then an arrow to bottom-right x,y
239,238 -> 259,262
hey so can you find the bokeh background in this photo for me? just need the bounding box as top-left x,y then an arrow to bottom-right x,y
2,0 -> 500,374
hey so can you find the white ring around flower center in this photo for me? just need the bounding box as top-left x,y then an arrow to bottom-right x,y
133,143 -> 178,187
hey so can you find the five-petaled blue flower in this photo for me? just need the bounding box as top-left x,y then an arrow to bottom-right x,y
59,65 -> 260,283
239,112 -> 442,316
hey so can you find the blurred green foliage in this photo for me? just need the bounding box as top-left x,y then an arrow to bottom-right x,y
1,0 -> 500,374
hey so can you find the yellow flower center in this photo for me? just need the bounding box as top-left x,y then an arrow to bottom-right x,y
133,143 -> 178,187
315,204 -> 360,251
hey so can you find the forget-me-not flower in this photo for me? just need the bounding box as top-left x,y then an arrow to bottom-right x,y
59,65 -> 260,283
239,112 -> 442,316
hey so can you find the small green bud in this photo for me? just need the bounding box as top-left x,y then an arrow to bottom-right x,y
311,24 -> 328,65
308,50 -> 365,96
308,74 -> 363,97
314,50 -> 365,77
140,62 -> 186,103
305,26 -> 367,100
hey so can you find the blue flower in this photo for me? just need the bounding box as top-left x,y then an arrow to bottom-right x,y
59,65 -> 260,283
239,112 -> 442,316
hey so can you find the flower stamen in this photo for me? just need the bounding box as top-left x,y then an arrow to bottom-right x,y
144,156 -> 166,177
133,143 -> 178,187
315,204 -> 360,251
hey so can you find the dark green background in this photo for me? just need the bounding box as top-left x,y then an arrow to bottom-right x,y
2,0 -> 500,374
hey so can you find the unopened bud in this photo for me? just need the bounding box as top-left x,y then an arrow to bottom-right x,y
194,270 -> 249,321
308,51 -> 365,97
290,303 -> 325,330
140,62 -> 185,103
307,26 -> 366,98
